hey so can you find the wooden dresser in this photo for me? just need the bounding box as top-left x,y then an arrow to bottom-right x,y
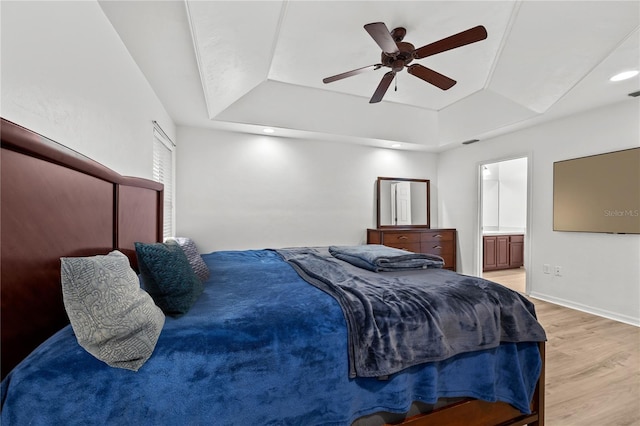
366,228 -> 457,271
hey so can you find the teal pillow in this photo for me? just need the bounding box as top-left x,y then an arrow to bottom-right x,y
135,240 -> 204,317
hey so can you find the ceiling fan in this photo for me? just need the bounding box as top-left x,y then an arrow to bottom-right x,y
322,22 -> 488,103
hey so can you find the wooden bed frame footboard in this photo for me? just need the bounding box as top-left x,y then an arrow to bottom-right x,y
0,118 -> 544,426
0,118 -> 163,379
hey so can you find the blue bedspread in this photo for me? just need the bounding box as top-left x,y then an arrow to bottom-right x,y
1,250 -> 542,425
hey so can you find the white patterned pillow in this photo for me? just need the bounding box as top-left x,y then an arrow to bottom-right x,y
60,250 -> 165,371
167,237 -> 210,282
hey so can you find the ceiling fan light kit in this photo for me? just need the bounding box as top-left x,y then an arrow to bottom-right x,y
323,22 -> 488,104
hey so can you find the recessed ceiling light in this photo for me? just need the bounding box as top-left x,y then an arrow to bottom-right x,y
609,70 -> 639,82
263,128 -> 275,134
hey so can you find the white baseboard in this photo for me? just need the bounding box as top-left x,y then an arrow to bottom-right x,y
528,292 -> 640,327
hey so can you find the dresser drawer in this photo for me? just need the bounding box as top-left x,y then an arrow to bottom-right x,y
421,230 -> 455,243
385,242 -> 421,253
510,234 -> 524,243
422,241 -> 454,270
438,253 -> 455,269
382,232 -> 421,244
422,240 -> 454,256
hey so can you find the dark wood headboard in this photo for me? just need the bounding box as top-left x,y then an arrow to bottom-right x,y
1,118 -> 163,379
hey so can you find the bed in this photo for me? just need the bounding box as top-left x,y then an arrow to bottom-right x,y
0,118 -> 546,425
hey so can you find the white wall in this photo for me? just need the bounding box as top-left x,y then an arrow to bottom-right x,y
482,179 -> 500,228
1,1 -> 175,178
175,126 -> 439,252
498,158 -> 527,230
439,100 -> 640,325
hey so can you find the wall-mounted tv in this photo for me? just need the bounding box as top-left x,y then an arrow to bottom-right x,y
553,147 -> 640,234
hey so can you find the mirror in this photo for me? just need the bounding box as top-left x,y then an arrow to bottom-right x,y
376,177 -> 430,228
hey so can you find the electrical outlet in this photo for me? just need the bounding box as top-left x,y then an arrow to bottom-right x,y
543,264 -> 551,274
554,266 -> 562,276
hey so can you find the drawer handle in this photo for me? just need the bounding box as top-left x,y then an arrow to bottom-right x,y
398,235 -> 408,240
434,234 -> 442,238
433,245 -> 442,249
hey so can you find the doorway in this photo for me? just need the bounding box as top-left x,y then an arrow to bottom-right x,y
479,157 -> 529,294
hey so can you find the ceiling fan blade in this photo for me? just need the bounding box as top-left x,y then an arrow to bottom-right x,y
370,71 -> 395,103
364,22 -> 400,55
323,64 -> 382,84
407,64 -> 456,90
413,25 -> 487,59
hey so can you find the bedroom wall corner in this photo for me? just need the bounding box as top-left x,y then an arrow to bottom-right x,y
1,0 -> 175,178
174,126 -> 439,253
437,100 -> 640,325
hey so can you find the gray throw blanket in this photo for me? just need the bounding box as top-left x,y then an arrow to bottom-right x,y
276,247 -> 546,378
329,244 -> 444,271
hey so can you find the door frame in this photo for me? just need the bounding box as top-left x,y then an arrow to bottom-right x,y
476,153 -> 533,294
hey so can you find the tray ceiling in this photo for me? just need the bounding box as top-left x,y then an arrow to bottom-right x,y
100,1 -> 639,151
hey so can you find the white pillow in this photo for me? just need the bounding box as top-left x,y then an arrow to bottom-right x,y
60,250 -> 165,371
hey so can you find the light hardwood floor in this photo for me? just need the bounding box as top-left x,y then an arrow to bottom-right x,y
532,298 -> 640,426
483,268 -> 526,293
484,268 -> 640,425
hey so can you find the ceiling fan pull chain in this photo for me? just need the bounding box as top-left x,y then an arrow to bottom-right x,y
395,74 -> 398,92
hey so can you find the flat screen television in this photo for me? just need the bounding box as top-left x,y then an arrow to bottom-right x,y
553,147 -> 640,234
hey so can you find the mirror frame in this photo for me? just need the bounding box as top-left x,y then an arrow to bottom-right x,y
376,177 -> 431,229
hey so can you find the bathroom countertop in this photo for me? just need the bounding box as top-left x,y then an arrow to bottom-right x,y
482,229 -> 525,236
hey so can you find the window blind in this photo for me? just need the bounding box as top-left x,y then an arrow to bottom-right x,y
152,122 -> 175,239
